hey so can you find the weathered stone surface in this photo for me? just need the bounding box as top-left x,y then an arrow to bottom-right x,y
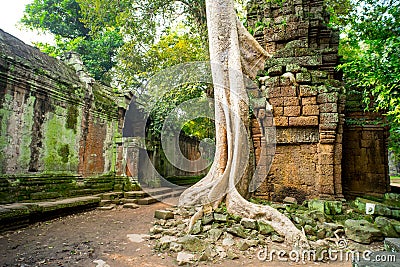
222,236 -> 235,247
308,200 -> 325,213
227,249 -> 239,260
283,197 -> 298,204
202,212 -> 214,225
385,238 -> 400,252
324,201 -> 342,215
240,218 -> 258,230
177,235 -> 206,252
227,224 -> 247,238
149,225 -> 164,235
345,219 -> 383,244
208,228 -> 223,242
159,235 -> 177,250
154,210 -> 174,220
214,213 -> 228,222
169,242 -> 183,252
127,234 -> 150,243
257,220 -> 275,235
177,252 -> 195,266
375,217 -> 400,238
271,234 -> 284,243
190,220 -> 202,235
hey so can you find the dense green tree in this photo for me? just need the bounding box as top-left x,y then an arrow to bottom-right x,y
22,0 -> 89,38
337,0 -> 400,158
22,0 -> 124,84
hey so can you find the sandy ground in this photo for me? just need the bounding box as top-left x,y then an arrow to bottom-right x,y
0,202 -> 354,267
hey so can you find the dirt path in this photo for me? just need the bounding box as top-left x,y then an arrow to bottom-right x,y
0,203 -> 353,267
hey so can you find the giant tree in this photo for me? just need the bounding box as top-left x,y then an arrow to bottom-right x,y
178,0 -> 308,247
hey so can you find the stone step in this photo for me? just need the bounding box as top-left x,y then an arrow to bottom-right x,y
137,189 -> 185,205
121,198 -> 138,204
99,200 -> 112,207
124,191 -> 148,199
100,192 -> 124,200
97,204 -> 116,211
124,187 -> 174,199
385,238 -> 400,252
0,196 -> 101,232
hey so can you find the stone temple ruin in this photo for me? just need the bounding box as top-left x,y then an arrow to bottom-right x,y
247,0 -> 390,202
0,0 -> 393,208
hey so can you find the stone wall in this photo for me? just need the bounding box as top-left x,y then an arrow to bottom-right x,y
247,0 -> 345,201
342,90 -> 390,198
247,0 -> 389,201
153,134 -> 211,179
0,30 -> 124,203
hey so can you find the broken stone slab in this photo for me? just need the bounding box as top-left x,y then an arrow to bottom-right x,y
324,200 -> 342,215
283,197 -> 298,204
149,225 -> 164,235
159,235 -> 178,250
199,246 -> 217,261
177,252 -> 195,266
214,213 -> 228,222
309,199 -> 325,213
321,222 -> 344,232
93,259 -> 110,267
345,219 -> 383,244
355,198 -> 393,217
190,220 -> 203,235
222,236 -> 235,247
227,249 -> 239,260
97,204 -> 115,211
127,234 -> 150,243
227,224 -> 247,238
208,228 -> 223,242
257,220 -> 275,235
123,203 -> 139,209
385,193 -> 400,203
169,242 -> 183,252
177,235 -> 206,252
271,234 -> 284,243
308,199 -> 342,215
240,218 -> 258,230
202,212 -> 214,225
305,210 -> 325,224
236,239 -> 258,251
375,217 -> 400,238
154,210 -> 174,220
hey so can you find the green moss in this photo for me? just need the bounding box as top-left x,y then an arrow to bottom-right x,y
42,106 -> 79,171
66,105 -> 78,133
19,96 -> 36,170
58,144 -> 70,163
0,94 -> 13,172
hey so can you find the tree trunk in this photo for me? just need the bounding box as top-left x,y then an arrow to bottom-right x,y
178,0 -> 308,248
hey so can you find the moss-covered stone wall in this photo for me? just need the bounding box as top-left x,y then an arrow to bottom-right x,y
0,30 -> 123,203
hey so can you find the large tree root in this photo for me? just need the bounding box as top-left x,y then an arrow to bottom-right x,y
179,0 -> 309,250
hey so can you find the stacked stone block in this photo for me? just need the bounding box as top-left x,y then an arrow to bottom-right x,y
247,0 -> 345,200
